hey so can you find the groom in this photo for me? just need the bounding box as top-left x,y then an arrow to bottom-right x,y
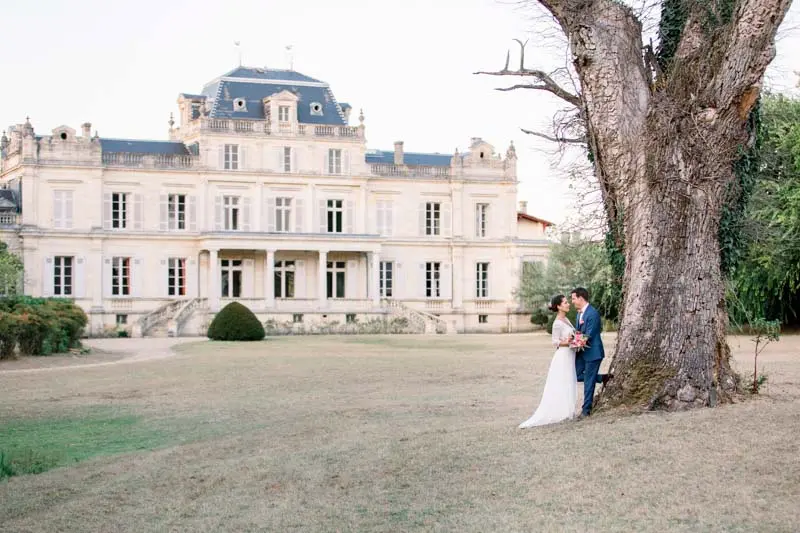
571,287 -> 611,417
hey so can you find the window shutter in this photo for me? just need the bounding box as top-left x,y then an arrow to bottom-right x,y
243,258 -> 255,297
273,147 -> 282,172
386,201 -> 394,236
485,204 -> 490,238
295,260 -> 306,298
64,191 -> 74,229
133,193 -> 143,230
345,200 -> 354,234
346,260 -> 357,299
294,197 -> 304,233
160,258 -> 169,298
266,196 -> 276,232
343,150 -> 351,176
218,146 -> 225,169
318,199 -> 327,233
132,257 -> 143,298
214,196 -> 223,231
291,148 -> 297,174
375,201 -> 383,235
324,150 -> 330,175
242,197 -> 252,231
442,203 -> 452,237
442,263 -> 452,299
103,258 -> 112,298
74,256 -> 86,298
186,258 -> 198,298
419,202 -> 426,236
188,195 -> 197,231
239,145 -> 247,170
53,191 -> 63,229
159,194 -> 168,231
42,257 -> 54,297
103,193 -> 112,230
419,262 -> 427,298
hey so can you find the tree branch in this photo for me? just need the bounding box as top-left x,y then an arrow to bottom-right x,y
521,127 -> 586,144
474,39 -> 582,108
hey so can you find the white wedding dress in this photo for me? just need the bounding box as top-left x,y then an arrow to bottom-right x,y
519,319 -> 578,428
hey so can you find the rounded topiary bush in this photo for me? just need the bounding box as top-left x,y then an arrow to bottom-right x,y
207,302 -> 265,341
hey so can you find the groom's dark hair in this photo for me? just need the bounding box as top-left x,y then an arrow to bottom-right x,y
571,287 -> 590,301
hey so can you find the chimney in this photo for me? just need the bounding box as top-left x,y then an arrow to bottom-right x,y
342,107 -> 352,124
519,200 -> 528,214
81,122 -> 92,138
394,141 -> 404,165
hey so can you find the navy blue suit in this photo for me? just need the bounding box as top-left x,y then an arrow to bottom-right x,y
575,304 -> 606,416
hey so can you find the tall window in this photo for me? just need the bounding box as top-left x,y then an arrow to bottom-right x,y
326,199 -> 343,233
476,203 -> 489,238
380,261 -> 393,298
328,149 -> 342,174
376,200 -> 393,235
220,259 -> 242,298
326,261 -> 346,298
53,256 -> 73,296
224,144 -> 239,170
476,262 -> 489,298
425,202 -> 441,236
224,196 -> 240,230
276,197 -> 292,233
278,106 -> 290,122
168,258 -> 186,296
112,193 -> 128,229
274,260 -> 295,298
53,190 -> 73,229
425,262 -> 441,298
283,147 -> 292,172
111,257 -> 131,296
168,194 -> 186,230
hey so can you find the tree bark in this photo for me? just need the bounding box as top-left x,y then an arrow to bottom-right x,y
529,0 -> 793,410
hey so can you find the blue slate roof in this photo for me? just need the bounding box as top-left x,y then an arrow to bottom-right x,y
223,67 -> 323,84
0,189 -> 18,209
194,67 -> 346,126
180,93 -> 207,100
366,150 -> 452,167
99,139 -> 190,155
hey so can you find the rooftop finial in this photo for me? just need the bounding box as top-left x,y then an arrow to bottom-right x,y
358,108 -> 365,125
168,112 -> 175,129
285,45 -> 294,71
234,41 -> 242,67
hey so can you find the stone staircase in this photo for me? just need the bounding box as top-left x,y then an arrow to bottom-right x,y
134,298 -> 207,338
382,299 -> 451,334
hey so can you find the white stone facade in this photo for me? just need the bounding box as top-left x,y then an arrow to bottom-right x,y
0,67 -> 550,335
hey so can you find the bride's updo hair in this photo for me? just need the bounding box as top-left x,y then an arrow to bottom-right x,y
548,294 -> 565,312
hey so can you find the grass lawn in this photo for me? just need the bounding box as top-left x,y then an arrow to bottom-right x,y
1,333 -> 799,532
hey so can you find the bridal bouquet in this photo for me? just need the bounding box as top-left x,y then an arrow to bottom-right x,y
570,332 -> 589,350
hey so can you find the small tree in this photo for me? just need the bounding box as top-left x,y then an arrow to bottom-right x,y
207,302 -> 265,341
748,318 -> 780,394
0,243 -> 23,297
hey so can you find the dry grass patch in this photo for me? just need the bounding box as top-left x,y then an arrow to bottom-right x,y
0,333 -> 799,532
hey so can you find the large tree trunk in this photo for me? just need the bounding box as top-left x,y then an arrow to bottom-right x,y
533,0 -> 792,410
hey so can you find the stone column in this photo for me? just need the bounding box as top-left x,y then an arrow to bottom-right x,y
209,249 -> 220,312
318,250 -> 327,307
452,246 -> 464,309
265,249 -> 275,309
371,251 -> 380,306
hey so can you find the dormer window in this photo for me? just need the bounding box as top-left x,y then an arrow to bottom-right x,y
310,102 -> 323,116
59,132 -> 68,141
480,151 -> 485,159
233,98 -> 247,112
278,106 -> 290,122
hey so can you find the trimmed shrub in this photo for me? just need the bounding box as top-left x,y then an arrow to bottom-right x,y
207,302 -> 265,341
0,297 -> 87,357
530,309 -> 550,327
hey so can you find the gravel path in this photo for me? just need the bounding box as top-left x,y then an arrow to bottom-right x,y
0,337 -> 206,374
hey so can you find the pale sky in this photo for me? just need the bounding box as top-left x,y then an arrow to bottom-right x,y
2,0 -> 798,225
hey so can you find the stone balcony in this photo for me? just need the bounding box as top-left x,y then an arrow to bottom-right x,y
181,118 -> 363,140
0,212 -> 20,227
102,152 -> 198,169
370,163 -> 450,179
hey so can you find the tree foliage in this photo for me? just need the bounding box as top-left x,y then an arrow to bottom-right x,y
730,94 -> 800,325
0,242 -> 23,297
518,236 -> 621,324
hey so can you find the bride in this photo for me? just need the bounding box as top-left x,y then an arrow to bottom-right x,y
519,294 -> 578,428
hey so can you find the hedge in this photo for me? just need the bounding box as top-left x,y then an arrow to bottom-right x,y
207,302 -> 265,341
